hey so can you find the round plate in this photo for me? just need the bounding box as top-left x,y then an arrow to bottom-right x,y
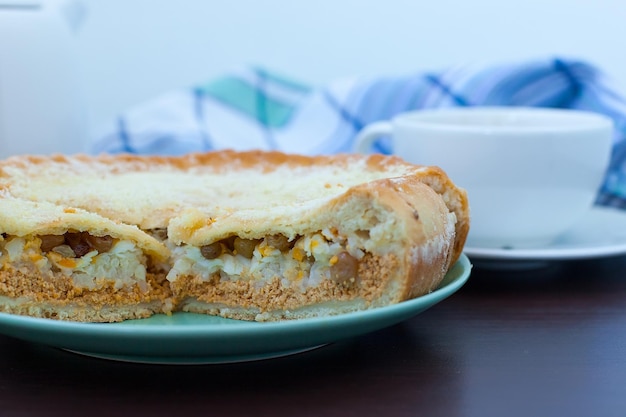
0,255 -> 471,364
464,207 -> 626,263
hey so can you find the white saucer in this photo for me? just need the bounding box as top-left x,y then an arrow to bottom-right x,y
464,207 -> 626,264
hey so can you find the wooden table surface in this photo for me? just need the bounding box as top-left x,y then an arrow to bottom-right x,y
1,255 -> 625,417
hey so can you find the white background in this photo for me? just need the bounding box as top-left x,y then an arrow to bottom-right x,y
76,0 -> 626,136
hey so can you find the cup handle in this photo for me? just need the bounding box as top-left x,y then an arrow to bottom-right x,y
353,121 -> 393,153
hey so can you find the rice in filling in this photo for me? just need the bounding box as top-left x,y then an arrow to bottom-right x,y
0,234 -> 149,290
167,230 -> 366,291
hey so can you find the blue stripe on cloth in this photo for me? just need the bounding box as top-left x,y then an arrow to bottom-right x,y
305,87 -> 367,154
315,89 -> 370,154
553,58 -> 582,99
322,89 -> 365,133
469,61 -> 571,106
425,74 -> 470,106
401,74 -> 438,110
192,87 -> 215,151
117,117 -> 136,153
597,140 -> 626,209
254,69 -> 278,150
371,136 -> 392,154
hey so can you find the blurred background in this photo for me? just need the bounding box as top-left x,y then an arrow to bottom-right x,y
76,0 -> 626,138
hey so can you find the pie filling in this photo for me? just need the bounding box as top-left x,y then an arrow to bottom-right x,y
167,230 -> 366,290
0,233 -> 149,290
0,228 -> 369,294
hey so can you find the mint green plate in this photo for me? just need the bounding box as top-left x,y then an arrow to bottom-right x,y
0,254 -> 471,364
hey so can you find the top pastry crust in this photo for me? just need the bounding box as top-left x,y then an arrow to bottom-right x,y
0,151 -> 469,262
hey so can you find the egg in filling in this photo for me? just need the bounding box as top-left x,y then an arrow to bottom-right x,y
167,229 -> 397,316
0,232 -> 152,289
168,230 -> 364,286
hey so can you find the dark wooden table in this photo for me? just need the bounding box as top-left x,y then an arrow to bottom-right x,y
1,255 -> 625,417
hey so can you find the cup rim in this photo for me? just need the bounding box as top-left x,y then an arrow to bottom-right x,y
394,106 -> 613,133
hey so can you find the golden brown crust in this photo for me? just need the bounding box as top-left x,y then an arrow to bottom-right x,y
408,165 -> 470,265
322,175 -> 459,303
0,150 -> 414,174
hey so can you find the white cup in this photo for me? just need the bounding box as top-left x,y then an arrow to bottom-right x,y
354,106 -> 614,249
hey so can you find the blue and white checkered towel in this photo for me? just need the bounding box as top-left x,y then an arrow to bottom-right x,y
93,57 -> 626,209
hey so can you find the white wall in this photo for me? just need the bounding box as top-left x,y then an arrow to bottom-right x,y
76,0 -> 626,136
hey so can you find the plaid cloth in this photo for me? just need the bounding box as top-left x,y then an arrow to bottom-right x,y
92,57 -> 626,209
